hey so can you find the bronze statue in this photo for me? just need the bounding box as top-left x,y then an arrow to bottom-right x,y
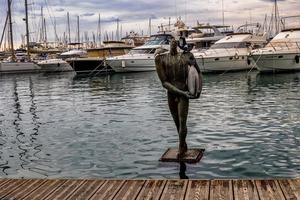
155,39 -> 203,159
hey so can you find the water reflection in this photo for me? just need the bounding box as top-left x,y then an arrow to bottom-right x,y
0,71 -> 300,179
179,162 -> 188,179
0,73 -> 76,177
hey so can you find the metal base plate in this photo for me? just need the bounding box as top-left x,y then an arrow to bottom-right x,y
159,148 -> 205,164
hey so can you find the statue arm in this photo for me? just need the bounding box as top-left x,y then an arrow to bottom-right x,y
155,57 -> 190,98
189,53 -> 201,73
162,82 -> 189,97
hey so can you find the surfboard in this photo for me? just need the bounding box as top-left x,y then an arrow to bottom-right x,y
187,65 -> 202,97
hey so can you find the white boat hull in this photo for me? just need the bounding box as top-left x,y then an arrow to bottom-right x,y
251,53 -> 300,72
107,58 -> 155,73
196,56 -> 253,73
37,60 -> 74,72
0,62 -> 41,73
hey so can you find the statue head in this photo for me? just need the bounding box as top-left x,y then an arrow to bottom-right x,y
170,39 -> 178,56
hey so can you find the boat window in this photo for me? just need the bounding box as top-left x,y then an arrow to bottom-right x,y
129,49 -> 155,54
210,42 -> 247,49
144,35 -> 172,45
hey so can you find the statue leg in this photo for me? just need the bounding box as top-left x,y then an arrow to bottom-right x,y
168,93 -> 180,132
178,97 -> 189,158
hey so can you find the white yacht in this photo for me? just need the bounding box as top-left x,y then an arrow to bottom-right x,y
250,16 -> 300,72
187,24 -> 233,52
194,24 -> 267,72
60,49 -> 87,59
37,59 -> 73,72
105,34 -> 173,72
0,61 -> 40,74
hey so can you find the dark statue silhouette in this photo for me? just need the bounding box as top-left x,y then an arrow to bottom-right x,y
155,39 -> 203,159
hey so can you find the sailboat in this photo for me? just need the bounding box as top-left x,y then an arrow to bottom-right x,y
0,0 -> 41,74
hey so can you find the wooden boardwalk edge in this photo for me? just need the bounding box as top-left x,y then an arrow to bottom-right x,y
0,179 -> 299,199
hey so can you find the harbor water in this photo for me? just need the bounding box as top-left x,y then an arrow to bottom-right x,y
0,71 -> 300,179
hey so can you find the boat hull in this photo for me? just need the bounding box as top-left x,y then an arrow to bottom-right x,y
67,58 -> 114,74
196,55 -> 253,73
0,62 -> 41,74
106,58 -> 156,73
250,53 -> 300,72
37,61 -> 74,72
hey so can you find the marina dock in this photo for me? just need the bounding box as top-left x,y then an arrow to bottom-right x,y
0,179 -> 299,199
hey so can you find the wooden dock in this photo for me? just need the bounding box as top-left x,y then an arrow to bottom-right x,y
0,179 -> 299,199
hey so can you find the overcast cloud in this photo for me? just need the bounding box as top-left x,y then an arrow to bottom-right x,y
0,0 -> 299,45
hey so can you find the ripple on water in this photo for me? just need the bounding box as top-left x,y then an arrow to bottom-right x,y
0,72 -> 300,178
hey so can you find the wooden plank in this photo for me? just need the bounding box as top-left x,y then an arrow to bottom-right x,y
136,180 -> 166,200
159,180 -> 188,200
210,180 -> 233,200
233,180 -> 259,200
3,179 -> 47,199
44,179 -> 86,200
185,180 -> 209,200
278,179 -> 300,200
89,180 -> 125,200
23,179 -> 66,200
160,148 -> 205,163
113,180 -> 145,200
66,179 -> 105,200
255,180 -> 286,200
0,178 -> 10,187
0,179 -> 29,199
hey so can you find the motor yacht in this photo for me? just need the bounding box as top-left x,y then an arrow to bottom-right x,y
36,59 -> 73,72
106,33 -> 173,73
187,24 -> 233,52
250,16 -> 300,72
66,41 -> 132,74
194,24 -> 267,72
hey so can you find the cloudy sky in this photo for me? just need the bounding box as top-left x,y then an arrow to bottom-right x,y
0,0 -> 300,47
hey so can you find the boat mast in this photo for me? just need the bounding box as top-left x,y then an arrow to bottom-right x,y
54,18 -> 58,45
44,18 -> 47,45
274,0 -> 279,33
40,6 -> 44,43
77,15 -> 80,47
222,0 -> 225,26
148,18 -> 151,36
0,12 -> 9,50
97,13 -> 101,46
25,0 -> 30,58
116,18 -> 119,41
67,12 -> 71,44
7,0 -> 15,60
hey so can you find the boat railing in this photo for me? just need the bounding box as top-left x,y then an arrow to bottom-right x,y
267,41 -> 300,52
205,47 -> 243,56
